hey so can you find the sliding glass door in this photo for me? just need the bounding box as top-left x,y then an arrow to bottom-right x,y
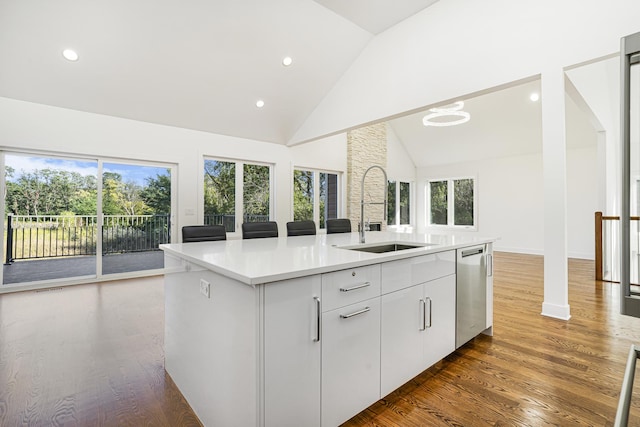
621,32 -> 640,316
3,153 -> 98,284
101,161 -> 171,276
2,153 -> 174,286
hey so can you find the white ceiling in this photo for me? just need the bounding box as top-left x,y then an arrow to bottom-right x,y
0,0 -> 438,145
388,80 -> 544,167
312,0 -> 438,34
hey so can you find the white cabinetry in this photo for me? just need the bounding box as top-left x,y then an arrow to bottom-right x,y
263,275 -> 321,427
164,242 -> 494,427
380,251 -> 456,397
321,266 -> 381,427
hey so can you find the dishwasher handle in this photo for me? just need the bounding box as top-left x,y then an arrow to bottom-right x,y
461,247 -> 484,258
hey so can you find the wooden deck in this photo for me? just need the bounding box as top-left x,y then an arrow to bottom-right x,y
2,251 -> 164,284
1,252 -> 640,426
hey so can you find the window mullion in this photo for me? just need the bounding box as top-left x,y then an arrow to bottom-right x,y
395,181 -> 400,226
236,161 -> 244,232
313,172 -> 320,225
448,179 -> 455,226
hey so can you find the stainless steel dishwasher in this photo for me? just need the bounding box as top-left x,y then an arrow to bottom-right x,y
456,245 -> 488,348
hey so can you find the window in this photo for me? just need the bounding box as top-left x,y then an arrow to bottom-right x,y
387,180 -> 412,226
293,169 -> 340,229
204,158 -> 272,232
428,177 -> 475,228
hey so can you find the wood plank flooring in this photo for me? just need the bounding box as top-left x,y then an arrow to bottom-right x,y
0,276 -> 201,426
1,252 -> 640,426
344,252 -> 640,427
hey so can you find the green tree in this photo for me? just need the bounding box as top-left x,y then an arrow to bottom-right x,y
243,164 -> 269,219
141,171 -> 171,214
293,170 -> 313,221
102,172 -> 125,215
387,180 -> 396,225
204,160 -> 235,216
454,179 -> 474,225
430,181 -> 447,225
69,175 -> 97,215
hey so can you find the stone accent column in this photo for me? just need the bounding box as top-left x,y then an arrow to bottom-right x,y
346,123 -> 388,231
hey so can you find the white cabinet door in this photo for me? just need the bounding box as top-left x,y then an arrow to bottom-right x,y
380,285 -> 424,397
422,275 -> 456,368
321,297 -> 381,427
380,274 -> 456,397
264,275 -> 322,427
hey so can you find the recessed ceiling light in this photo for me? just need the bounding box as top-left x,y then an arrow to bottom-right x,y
256,99 -> 265,108
62,49 -> 79,61
530,92 -> 540,102
282,56 -> 293,67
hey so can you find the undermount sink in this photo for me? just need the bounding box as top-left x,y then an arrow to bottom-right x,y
339,242 -> 437,254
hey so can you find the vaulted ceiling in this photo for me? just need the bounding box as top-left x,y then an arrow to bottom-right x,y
0,0 -> 438,145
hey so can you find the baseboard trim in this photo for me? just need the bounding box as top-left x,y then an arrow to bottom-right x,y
541,302 -> 571,320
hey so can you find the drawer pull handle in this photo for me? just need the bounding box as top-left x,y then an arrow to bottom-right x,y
313,296 -> 321,342
339,307 -> 370,319
339,282 -> 370,292
425,297 -> 432,329
419,298 -> 432,330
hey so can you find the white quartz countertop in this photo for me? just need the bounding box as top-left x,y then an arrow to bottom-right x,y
160,231 -> 496,286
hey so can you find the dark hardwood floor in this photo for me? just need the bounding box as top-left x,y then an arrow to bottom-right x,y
0,276 -> 201,427
1,253 -> 639,426
344,253 -> 640,427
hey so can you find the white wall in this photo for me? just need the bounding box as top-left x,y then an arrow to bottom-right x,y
419,154 -> 544,254
418,146 -> 596,259
386,124 -> 416,181
289,133 -> 347,172
567,147 -> 598,259
0,97 -> 293,238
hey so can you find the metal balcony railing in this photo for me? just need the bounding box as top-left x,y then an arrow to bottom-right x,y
5,214 -> 170,264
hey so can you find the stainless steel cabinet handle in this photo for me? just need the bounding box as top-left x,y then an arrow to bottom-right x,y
339,282 -> 370,292
461,247 -> 484,257
419,299 -> 426,331
487,254 -> 493,277
339,306 -> 370,319
425,297 -> 432,328
313,296 -> 321,342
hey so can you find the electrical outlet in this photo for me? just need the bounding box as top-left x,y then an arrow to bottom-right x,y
200,279 -> 210,298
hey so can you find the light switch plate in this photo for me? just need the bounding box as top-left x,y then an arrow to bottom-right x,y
200,279 -> 210,298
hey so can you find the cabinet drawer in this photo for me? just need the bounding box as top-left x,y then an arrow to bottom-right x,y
381,250 -> 455,294
321,265 -> 381,312
321,297 -> 381,427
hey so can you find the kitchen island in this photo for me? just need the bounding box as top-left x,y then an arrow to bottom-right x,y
160,231 -> 495,427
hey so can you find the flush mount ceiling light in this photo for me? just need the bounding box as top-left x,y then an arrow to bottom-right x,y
256,99 -> 265,108
62,49 -> 79,61
423,101 -> 470,127
282,56 -> 293,66
530,92 -> 540,102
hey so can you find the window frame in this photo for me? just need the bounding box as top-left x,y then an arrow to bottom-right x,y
426,176 -> 477,231
292,167 -> 342,232
387,179 -> 414,229
202,156 -> 274,238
